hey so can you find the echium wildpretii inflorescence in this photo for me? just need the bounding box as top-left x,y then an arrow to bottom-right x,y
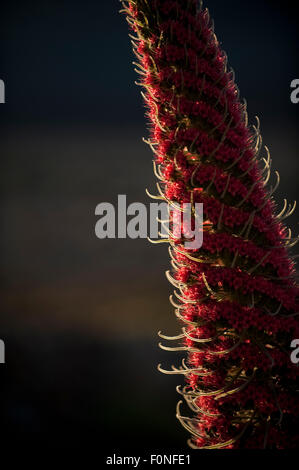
121,0 -> 299,449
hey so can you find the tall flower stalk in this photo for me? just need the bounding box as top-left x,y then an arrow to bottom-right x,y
121,0 -> 299,449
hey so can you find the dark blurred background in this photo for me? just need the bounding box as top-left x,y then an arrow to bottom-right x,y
0,0 -> 298,452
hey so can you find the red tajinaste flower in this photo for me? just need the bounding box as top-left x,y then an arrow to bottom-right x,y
121,0 -> 299,449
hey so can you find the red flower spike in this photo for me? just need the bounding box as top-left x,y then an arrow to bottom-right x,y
121,0 -> 299,449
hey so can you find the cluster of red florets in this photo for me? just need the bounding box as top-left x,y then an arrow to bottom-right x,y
124,0 -> 299,448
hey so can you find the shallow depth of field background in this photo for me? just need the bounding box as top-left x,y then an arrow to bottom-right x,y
0,0 -> 298,449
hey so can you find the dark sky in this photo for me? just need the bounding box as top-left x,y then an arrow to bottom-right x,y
0,0 -> 298,125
